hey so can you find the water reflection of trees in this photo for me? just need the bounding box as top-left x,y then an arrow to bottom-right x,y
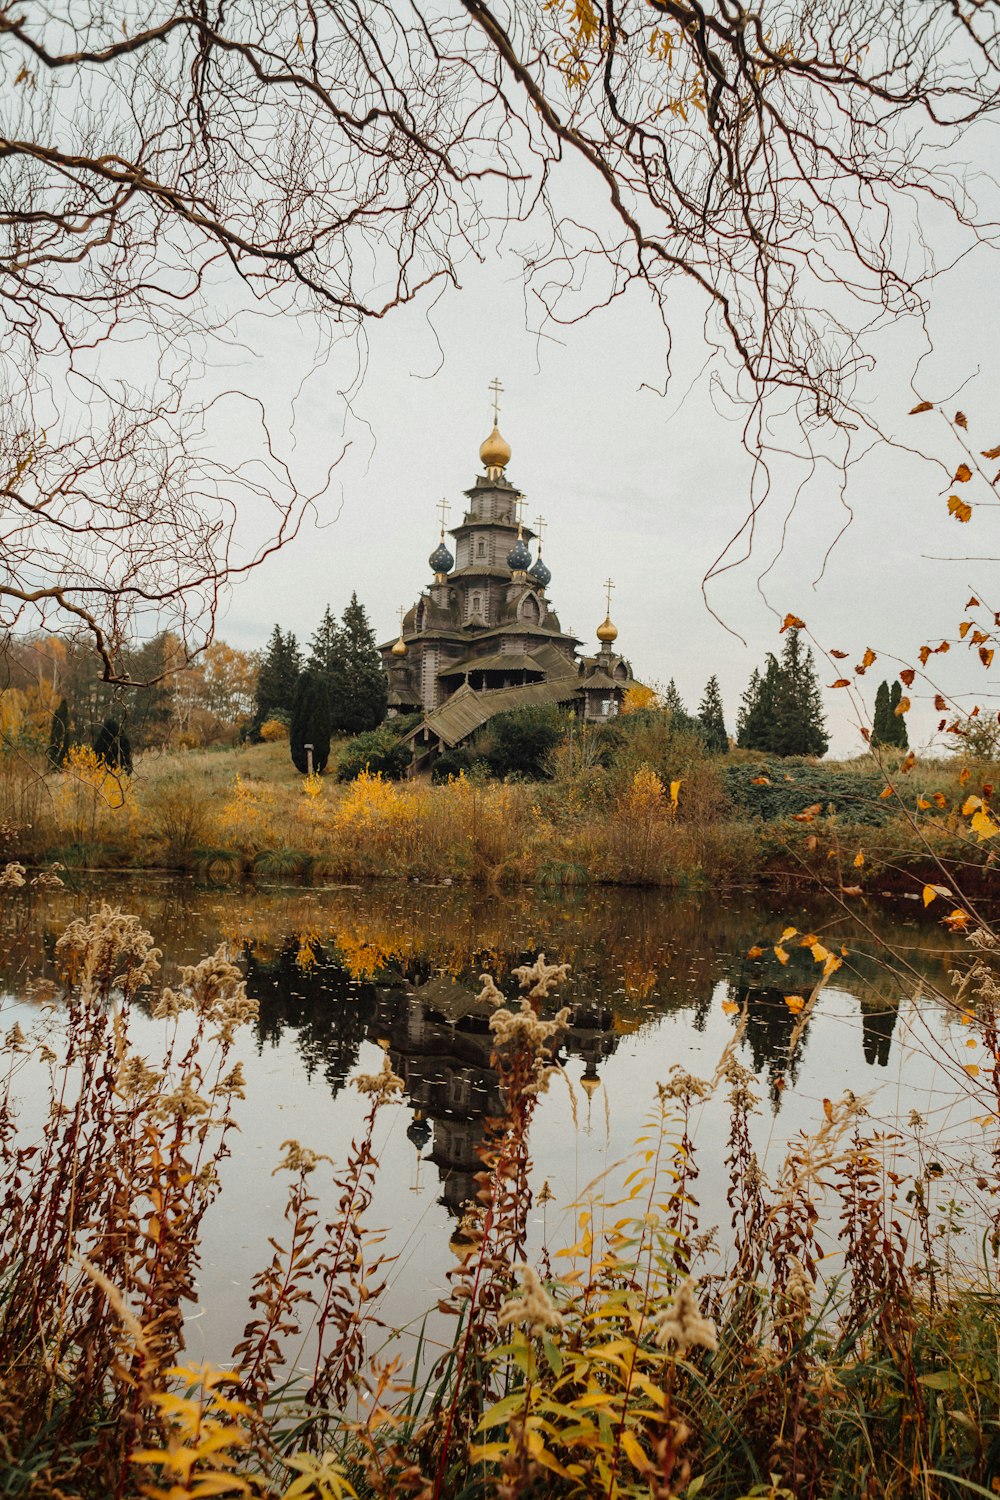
1,877 -> 963,1168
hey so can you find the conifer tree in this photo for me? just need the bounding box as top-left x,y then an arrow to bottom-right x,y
872,680 -> 892,747
662,679 -> 686,716
888,680 -> 909,749
289,669 -> 332,774
770,628 -> 828,757
93,717 -> 132,773
736,630 -> 827,757
339,592 -> 388,733
698,676 -> 729,753
307,605 -> 351,729
254,626 -> 302,732
47,698 -> 69,767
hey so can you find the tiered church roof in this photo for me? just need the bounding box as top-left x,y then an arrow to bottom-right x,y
379,385 -> 633,769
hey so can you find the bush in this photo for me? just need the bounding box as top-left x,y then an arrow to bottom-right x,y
259,716 -> 289,742
336,728 -> 412,782
432,746 -> 473,783
723,760 -> 894,825
475,704 -> 563,779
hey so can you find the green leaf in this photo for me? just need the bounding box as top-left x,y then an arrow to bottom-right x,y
917,1370 -> 961,1390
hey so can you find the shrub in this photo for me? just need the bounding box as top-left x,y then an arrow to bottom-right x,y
259,716 -> 289,742
475,704 -> 563,779
336,728 -> 411,782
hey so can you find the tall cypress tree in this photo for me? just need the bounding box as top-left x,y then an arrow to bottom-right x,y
47,698 -> 70,767
888,680 -> 909,749
698,676 -> 729,753
872,680 -> 892,748
93,717 -> 133,773
289,669 -> 332,774
340,592 -> 388,733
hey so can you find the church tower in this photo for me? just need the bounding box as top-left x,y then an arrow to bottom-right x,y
381,383 -> 633,762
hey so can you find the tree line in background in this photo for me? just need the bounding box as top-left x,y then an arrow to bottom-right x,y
2,616 -> 917,780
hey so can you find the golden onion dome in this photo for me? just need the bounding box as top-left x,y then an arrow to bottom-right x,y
596,615 -> 619,644
479,423 -> 512,472
580,1072 -> 601,1097
391,634 -> 408,657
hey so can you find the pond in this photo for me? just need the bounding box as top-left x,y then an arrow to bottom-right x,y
0,874 -> 984,1377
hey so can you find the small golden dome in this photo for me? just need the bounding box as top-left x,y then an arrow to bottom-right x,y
580,1072 -> 601,1097
391,634 -> 408,658
596,615 -> 618,644
479,424 -> 511,472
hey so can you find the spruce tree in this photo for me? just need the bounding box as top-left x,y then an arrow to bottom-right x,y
254,626 -> 303,732
736,631 -> 827,757
888,680 -> 909,749
769,628 -> 828,757
307,606 -> 351,730
662,679 -> 686,716
289,669 -> 332,774
339,592 -> 388,733
698,676 -> 729,753
47,698 -> 69,767
736,661 -> 778,750
93,717 -> 132,773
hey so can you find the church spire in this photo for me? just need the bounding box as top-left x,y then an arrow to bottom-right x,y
479,376 -> 512,478
428,497 -> 454,580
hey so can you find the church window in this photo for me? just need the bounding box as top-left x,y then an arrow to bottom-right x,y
476,538 -> 485,558
521,594 -> 540,624
472,593 -> 482,616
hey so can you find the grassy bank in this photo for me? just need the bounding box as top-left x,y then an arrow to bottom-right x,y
1,893 -> 998,1498
0,736 -> 995,896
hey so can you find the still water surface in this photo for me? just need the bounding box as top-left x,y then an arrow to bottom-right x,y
0,875 -> 982,1370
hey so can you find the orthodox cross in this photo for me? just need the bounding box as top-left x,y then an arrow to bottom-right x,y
436,496 -> 450,536
514,491 -> 527,534
397,605 -> 406,632
604,577 -> 615,614
534,513 -> 546,552
489,376 -> 503,425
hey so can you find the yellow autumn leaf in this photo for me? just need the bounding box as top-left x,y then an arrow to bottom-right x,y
917,796 -> 931,810
669,778 -> 681,809
853,851 -> 864,868
962,795 -> 982,815
953,462 -> 973,482
747,945 -> 764,958
774,944 -> 790,965
971,807 -> 1000,841
948,495 -> 973,522
722,1000 -> 739,1015
861,647 -> 876,669
963,1063 -> 980,1078
780,613 -> 806,632
780,926 -> 798,941
894,696 -> 910,716
784,995 -> 805,1014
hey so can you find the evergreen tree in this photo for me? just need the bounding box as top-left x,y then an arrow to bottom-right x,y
769,628 -> 828,757
93,717 -> 132,773
736,630 -> 827,757
736,661 -> 778,750
697,676 -> 729,754
307,606 -> 352,729
289,669 -> 332,774
662,679 -> 686,716
47,698 -> 69,767
888,680 -> 909,749
254,626 -> 303,732
872,680 -> 893,747
339,592 -> 388,733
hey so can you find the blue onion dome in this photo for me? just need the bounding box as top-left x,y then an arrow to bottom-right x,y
428,538 -> 454,574
528,554 -> 551,588
507,534 -> 531,571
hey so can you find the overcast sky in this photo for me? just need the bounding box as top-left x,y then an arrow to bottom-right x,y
210,213 -> 1000,760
